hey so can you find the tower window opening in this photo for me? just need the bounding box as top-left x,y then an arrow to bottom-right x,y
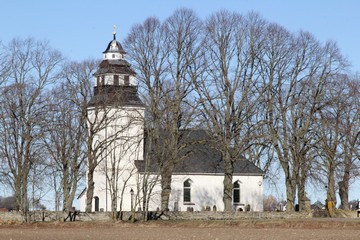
114,75 -> 119,85
124,75 -> 129,86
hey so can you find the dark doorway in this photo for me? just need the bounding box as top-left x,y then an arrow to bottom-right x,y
94,196 -> 99,212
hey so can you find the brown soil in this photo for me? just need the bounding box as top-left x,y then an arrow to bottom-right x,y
1,218 -> 360,240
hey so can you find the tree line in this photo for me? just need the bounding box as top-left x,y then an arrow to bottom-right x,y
0,9 -> 358,220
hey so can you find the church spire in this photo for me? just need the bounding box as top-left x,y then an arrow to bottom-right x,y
113,25 -> 116,40
102,25 -> 126,60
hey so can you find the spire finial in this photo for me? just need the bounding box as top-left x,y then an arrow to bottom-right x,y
113,25 -> 117,40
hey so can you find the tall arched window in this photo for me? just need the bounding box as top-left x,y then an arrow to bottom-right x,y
183,179 -> 191,203
233,181 -> 240,204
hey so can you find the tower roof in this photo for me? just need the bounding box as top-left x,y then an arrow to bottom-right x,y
88,86 -> 144,107
94,59 -> 136,75
103,28 -> 126,54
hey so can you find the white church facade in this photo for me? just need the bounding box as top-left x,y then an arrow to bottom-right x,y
79,31 -> 264,213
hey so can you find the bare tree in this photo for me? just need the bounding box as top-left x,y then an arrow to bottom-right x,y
313,75 -> 347,214
193,11 -> 267,211
125,8 -> 203,212
125,16 -> 169,213
261,24 -> 347,212
43,61 -> 95,212
0,38 -> 62,221
263,194 -> 279,211
0,41 -> 10,85
331,75 -> 360,210
58,59 -> 123,213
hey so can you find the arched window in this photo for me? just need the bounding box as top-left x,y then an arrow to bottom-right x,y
183,179 -> 191,203
233,181 -> 240,204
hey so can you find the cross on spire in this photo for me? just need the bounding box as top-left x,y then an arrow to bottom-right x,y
113,25 -> 117,40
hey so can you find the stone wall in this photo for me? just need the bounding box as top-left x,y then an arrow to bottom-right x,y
0,211 -> 119,223
0,209 -> 358,223
159,211 -> 312,220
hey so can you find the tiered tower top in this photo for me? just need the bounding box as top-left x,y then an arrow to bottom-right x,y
88,27 -> 143,108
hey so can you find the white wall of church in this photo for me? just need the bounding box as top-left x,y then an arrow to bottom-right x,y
145,174 -> 264,212
79,106 -> 144,212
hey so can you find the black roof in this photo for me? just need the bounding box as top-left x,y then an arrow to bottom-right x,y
94,59 -> 136,76
135,129 -> 264,175
103,39 -> 126,54
88,86 -> 144,107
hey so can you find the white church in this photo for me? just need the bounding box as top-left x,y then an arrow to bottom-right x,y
79,31 -> 264,213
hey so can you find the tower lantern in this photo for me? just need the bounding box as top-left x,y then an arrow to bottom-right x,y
89,27 -> 141,104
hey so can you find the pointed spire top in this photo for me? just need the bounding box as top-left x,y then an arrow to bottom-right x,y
113,25 -> 117,40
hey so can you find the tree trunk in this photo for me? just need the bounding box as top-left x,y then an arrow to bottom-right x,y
62,168 -> 71,211
285,175 -> 296,212
338,180 -> 349,210
111,196 -> 116,223
326,160 -> 336,217
69,172 -> 78,212
110,166 -> 117,223
223,151 -> 233,212
14,175 -> 22,211
298,176 -> 306,211
21,179 -> 30,222
339,154 -> 351,210
160,169 -> 173,211
85,169 -> 95,212
298,156 -> 309,212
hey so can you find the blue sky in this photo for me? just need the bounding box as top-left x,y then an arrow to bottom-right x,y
1,0 -> 359,203
1,0 -> 360,73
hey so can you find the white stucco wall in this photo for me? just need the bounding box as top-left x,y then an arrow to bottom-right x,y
79,106 -> 144,212
144,174 -> 263,212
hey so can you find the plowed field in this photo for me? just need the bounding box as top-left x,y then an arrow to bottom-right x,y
1,218 -> 360,240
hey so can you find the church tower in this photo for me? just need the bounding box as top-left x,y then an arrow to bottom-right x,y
80,27 -> 144,212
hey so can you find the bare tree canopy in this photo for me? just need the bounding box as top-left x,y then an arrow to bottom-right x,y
125,8 -> 204,211
0,38 -> 62,221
